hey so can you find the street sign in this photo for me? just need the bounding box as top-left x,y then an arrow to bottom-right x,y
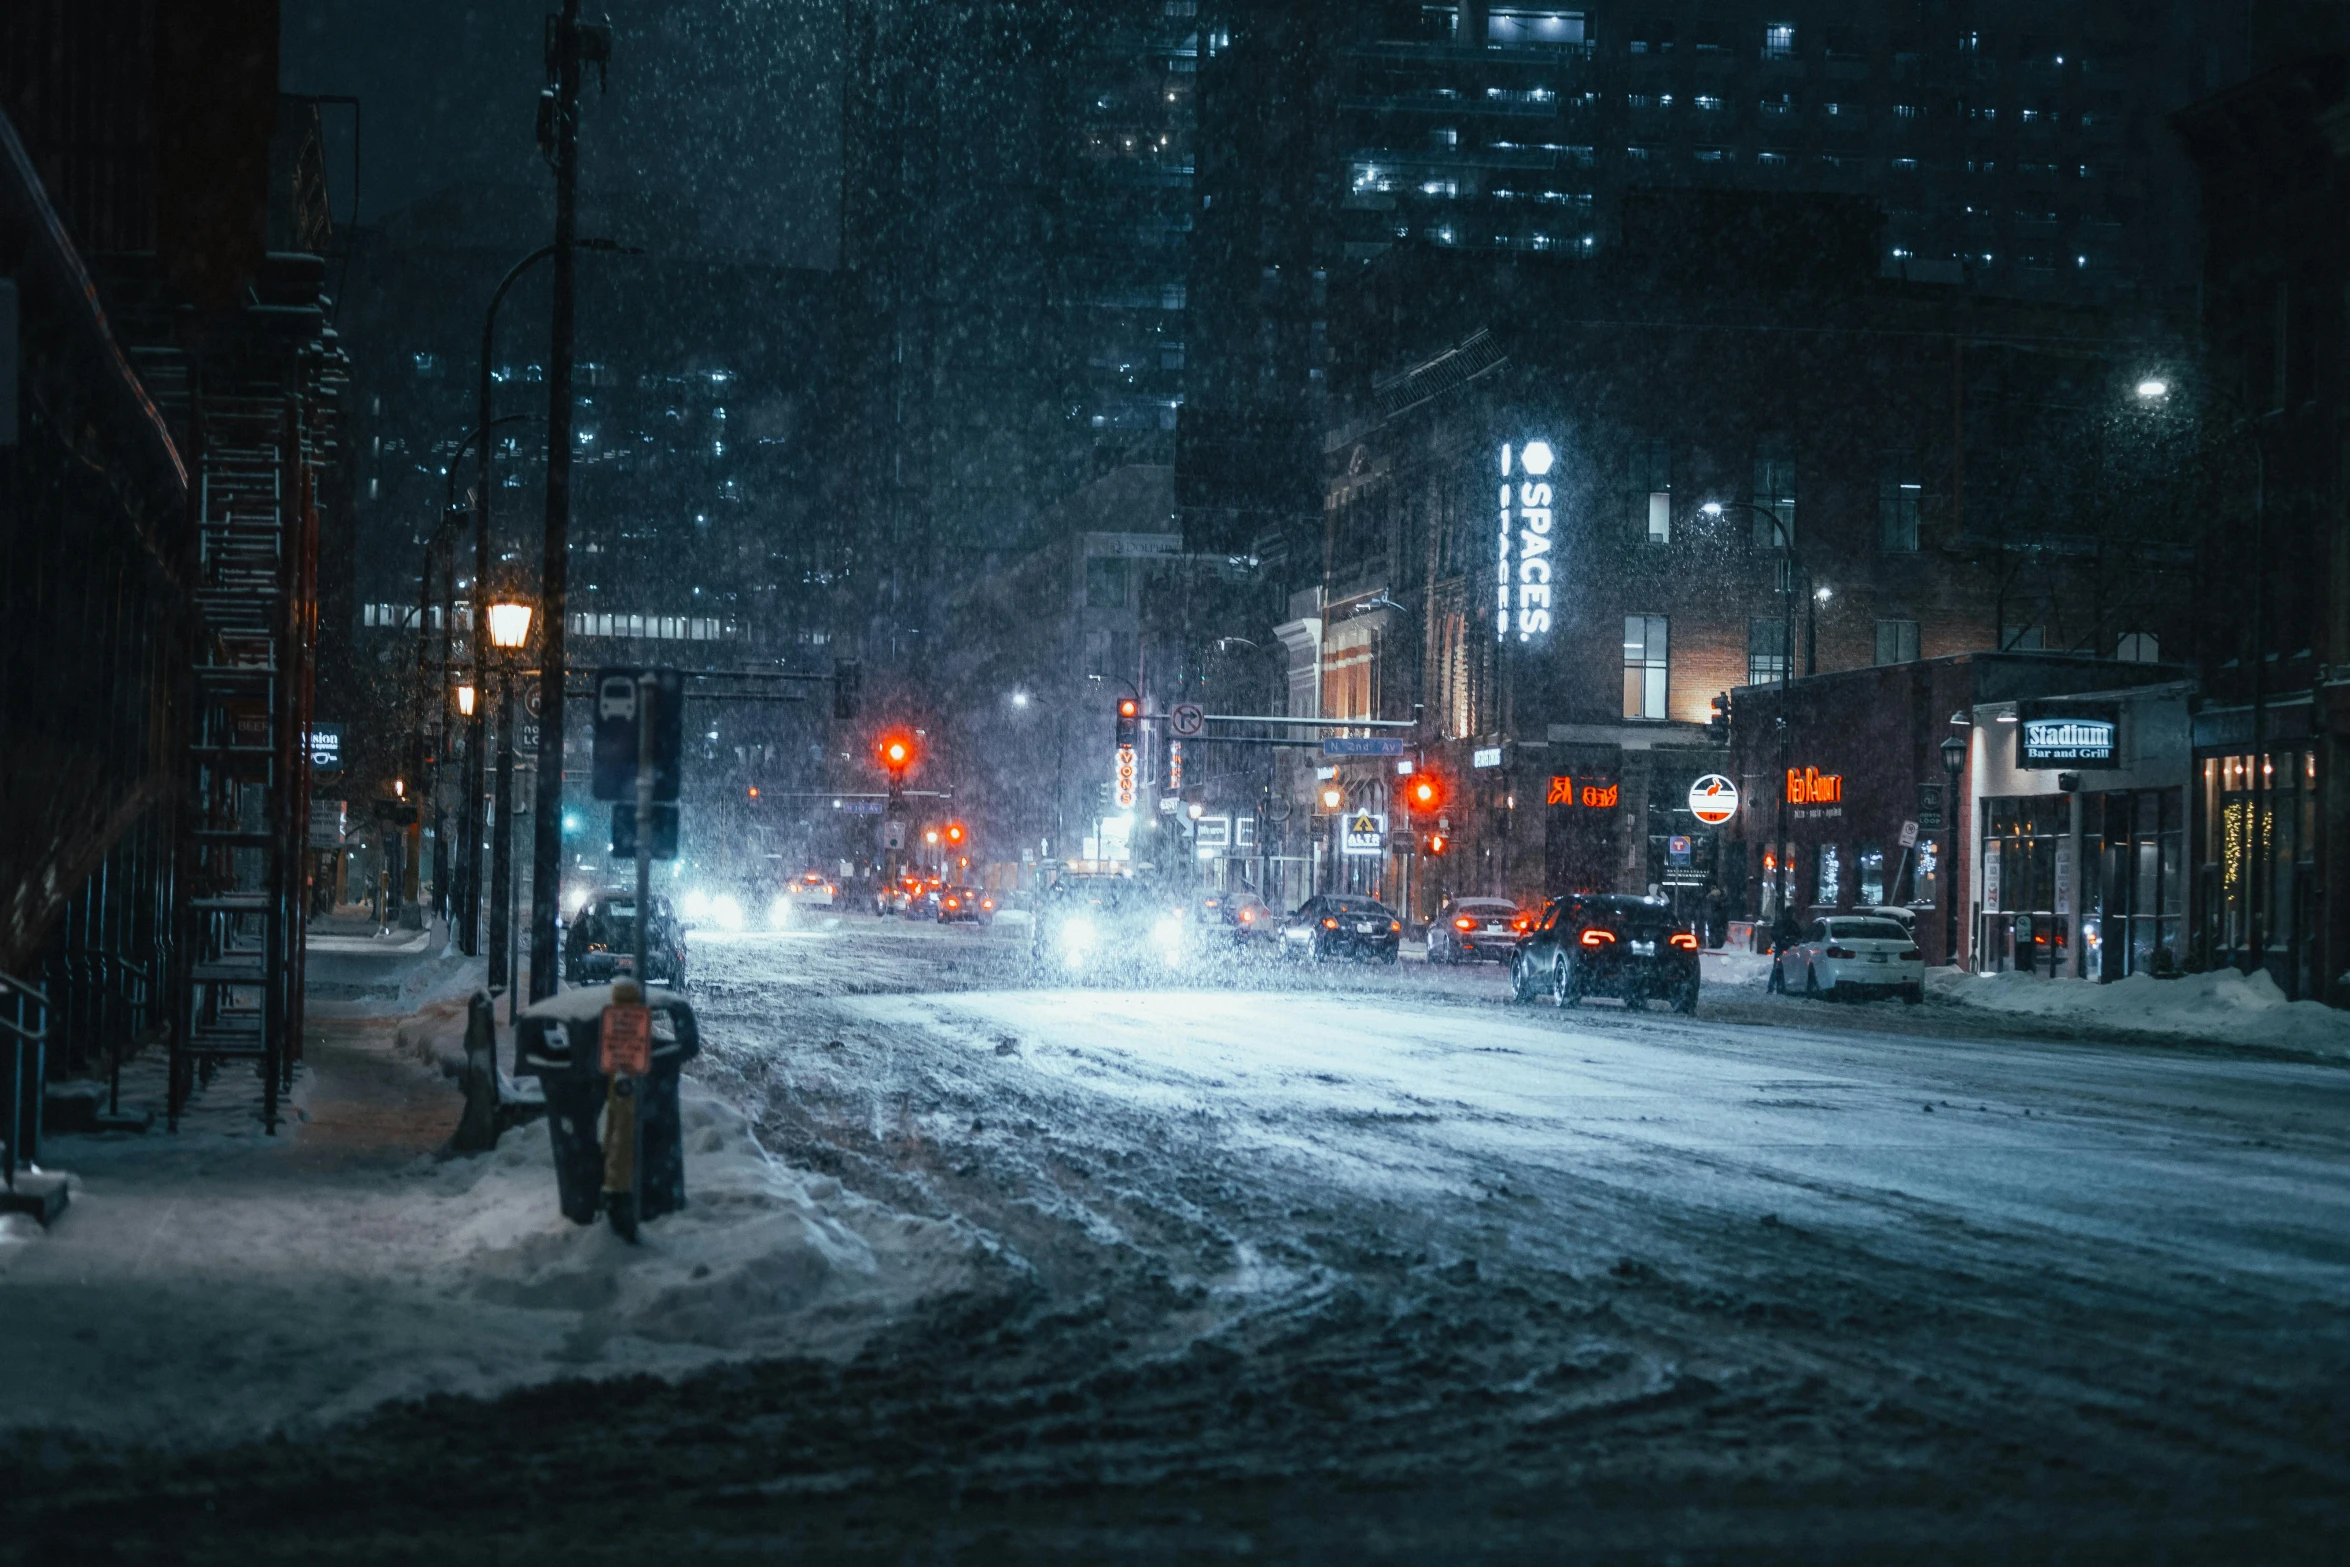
1342,810 -> 1386,855
599,1004 -> 652,1076
833,797 -> 886,816
1899,819 -> 1919,848
1687,773 -> 1739,825
884,818 -> 906,850
1667,835 -> 1692,866
609,801 -> 678,860
1472,745 -> 1503,769
1916,811 -> 1944,831
1324,737 -> 1406,758
1169,702 -> 1205,738
591,667 -> 683,802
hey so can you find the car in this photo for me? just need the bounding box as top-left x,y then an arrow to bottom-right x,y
564,889 -> 688,987
1425,896 -> 1526,964
936,885 -> 997,925
1508,893 -> 1699,1011
1033,875 -> 1189,978
1280,895 -> 1403,963
1777,914 -> 1926,1002
1186,891 -> 1278,953
901,876 -> 947,919
874,877 -> 917,916
781,870 -> 838,911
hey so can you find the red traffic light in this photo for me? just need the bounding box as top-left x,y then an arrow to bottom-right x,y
1426,832 -> 1448,855
944,821 -> 966,847
1407,775 -> 1442,811
877,732 -> 917,774
1117,698 -> 1138,718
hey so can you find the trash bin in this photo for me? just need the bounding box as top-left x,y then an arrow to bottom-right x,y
515,984 -> 701,1227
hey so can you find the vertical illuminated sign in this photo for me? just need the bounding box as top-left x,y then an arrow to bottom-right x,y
1497,439 -> 1556,643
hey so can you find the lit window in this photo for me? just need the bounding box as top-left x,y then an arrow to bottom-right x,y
1695,94 -> 1724,111
2116,632 -> 2160,663
1622,616 -> 1669,719
1748,619 -> 1788,687
1762,22 -> 1795,59
1628,436 -> 1670,541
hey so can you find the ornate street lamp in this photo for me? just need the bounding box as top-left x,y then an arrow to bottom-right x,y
486,596 -> 535,1009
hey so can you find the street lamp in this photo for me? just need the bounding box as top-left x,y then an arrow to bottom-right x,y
1940,730 -> 1968,969
1701,497 -> 1806,937
485,595 -> 535,1010
455,683 -> 476,719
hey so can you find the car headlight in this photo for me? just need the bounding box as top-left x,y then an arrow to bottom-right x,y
768,896 -> 792,929
1060,915 -> 1097,954
681,888 -> 712,922
1152,915 -> 1184,950
711,893 -> 744,931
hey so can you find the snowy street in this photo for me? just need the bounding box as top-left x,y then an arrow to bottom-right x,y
12,920 -> 2344,1562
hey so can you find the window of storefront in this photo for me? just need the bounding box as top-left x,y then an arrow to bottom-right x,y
1980,795 -> 2068,973
2085,787 -> 2182,979
1857,843 -> 1885,904
1747,618 -> 1787,687
1814,841 -> 1841,907
2199,750 -> 2316,984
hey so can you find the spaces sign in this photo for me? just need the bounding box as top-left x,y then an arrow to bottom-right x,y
1496,439 -> 1557,645
2017,703 -> 2118,768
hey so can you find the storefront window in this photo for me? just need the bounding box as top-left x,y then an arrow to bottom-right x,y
1911,838 -> 1939,909
1814,842 -> 1841,907
1980,795 -> 2067,974
2199,750 -> 2315,987
1857,843 -> 1885,905
2083,787 -> 2182,980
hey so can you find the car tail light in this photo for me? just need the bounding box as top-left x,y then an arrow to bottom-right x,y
1513,916 -> 1531,932
1455,916 -> 1478,930
944,899 -> 959,910
1900,947 -> 1923,961
1580,929 -> 1616,947
826,884 -> 836,896
1322,917 -> 1339,929
1825,946 -> 1856,960
1669,932 -> 1698,950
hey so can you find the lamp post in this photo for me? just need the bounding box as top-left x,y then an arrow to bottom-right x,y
1702,498 -> 1806,937
484,596 -> 535,1006
1940,730 -> 1968,968
2132,375 -> 2283,975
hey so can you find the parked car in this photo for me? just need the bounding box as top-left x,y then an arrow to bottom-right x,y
1425,896 -> 1526,964
1281,895 -> 1403,963
1508,894 -> 1698,1011
937,885 -> 996,925
1776,914 -> 1926,1002
564,889 -> 688,987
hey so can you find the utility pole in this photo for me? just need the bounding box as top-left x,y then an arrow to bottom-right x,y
529,0 -> 609,1002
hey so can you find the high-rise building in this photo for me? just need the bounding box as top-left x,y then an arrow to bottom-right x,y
836,0 -> 1199,663
1180,0 -> 2252,557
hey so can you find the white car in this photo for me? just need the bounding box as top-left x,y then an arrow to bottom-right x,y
781,870 -> 838,909
1777,914 -> 1926,1003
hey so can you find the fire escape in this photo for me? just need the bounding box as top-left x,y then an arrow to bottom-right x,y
159,258 -> 346,1131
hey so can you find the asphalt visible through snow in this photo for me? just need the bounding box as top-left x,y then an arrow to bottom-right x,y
9,916 -> 2349,1564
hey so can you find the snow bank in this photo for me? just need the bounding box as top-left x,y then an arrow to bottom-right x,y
1925,965 -> 2350,1058
0,1056 -> 981,1446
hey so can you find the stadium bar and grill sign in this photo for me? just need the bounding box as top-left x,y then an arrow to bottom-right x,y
2016,702 -> 2119,769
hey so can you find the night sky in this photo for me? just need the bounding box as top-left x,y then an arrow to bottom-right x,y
281,0 -> 842,269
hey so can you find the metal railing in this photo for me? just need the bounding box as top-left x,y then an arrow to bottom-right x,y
1,968 -> 51,1191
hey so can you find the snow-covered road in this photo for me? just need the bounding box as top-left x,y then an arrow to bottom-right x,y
9,918 -> 2347,1562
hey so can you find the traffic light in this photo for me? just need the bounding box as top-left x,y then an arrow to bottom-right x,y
944,821 -> 966,849
1406,775 -> 1442,812
1426,831 -> 1448,855
1115,697 -> 1139,747
877,731 -> 916,776
1707,691 -> 1732,744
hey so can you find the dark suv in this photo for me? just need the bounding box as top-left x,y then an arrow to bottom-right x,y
1509,893 -> 1699,1011
564,890 -> 688,987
